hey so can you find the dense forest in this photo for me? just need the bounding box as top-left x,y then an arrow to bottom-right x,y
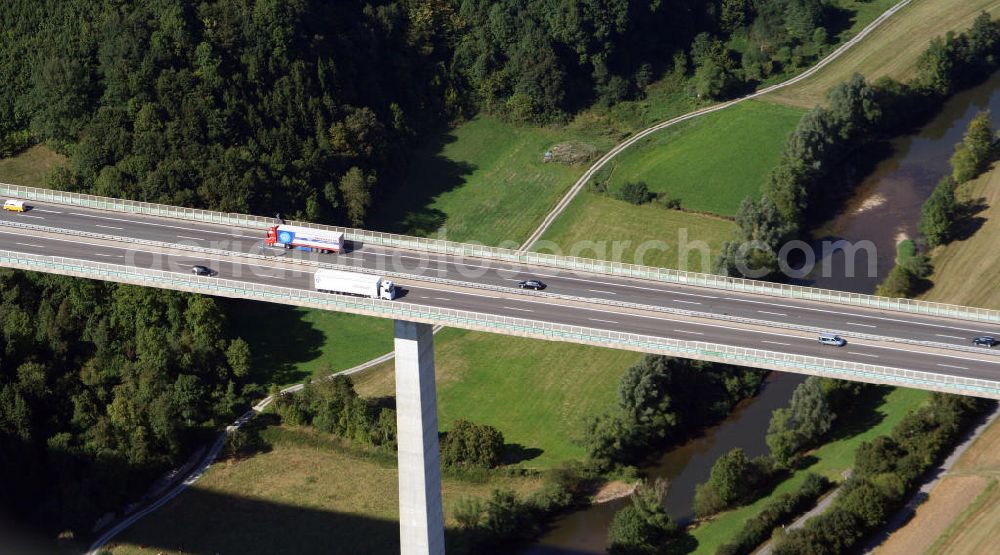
2,0 -> 838,225
0,270 -> 252,534
0,0 -> 871,541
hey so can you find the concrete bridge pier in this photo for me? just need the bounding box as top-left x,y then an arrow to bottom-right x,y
394,320 -> 445,555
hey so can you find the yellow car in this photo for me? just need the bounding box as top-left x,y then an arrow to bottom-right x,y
3,200 -> 27,212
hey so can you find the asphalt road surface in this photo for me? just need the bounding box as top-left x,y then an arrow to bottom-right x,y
2,211 -> 1000,384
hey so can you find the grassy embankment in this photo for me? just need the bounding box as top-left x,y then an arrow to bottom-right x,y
535,100 -> 803,271
765,0 -> 1000,108
873,163 -> 1000,554
0,144 -> 67,186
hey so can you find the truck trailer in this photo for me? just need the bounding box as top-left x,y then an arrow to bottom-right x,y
314,269 -> 397,300
265,225 -> 344,253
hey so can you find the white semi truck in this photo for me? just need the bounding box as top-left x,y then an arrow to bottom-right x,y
314,269 -> 397,300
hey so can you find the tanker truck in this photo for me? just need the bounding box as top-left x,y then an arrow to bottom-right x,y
265,225 -> 344,253
314,269 -> 397,300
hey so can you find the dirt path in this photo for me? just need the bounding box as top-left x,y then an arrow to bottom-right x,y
869,406 -> 1000,554
518,0 -> 914,251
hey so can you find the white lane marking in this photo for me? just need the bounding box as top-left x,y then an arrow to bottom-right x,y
936,334 -> 965,340
177,235 -> 203,241
938,363 -> 968,370
15,242 -> 45,248
846,322 -> 877,328
503,306 -> 534,313
68,211 -> 257,238
408,286 -> 503,300
95,224 -> 124,230
674,329 -> 704,335
94,254 -> 122,258
762,340 -> 791,346
32,209 -> 62,214
0,231 -> 299,275
434,297 -> 451,301
411,284 -> 990,363
863,342 -> 1000,365
758,310 -> 787,316
722,296 -> 997,336
672,299 -> 701,305
19,215 -> 45,219
530,272 -> 719,298
849,352 -> 880,358
588,318 -> 620,324
589,289 -> 616,295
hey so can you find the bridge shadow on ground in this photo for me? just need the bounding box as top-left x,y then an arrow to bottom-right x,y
223,300 -> 324,385
369,129 -> 476,237
106,488 -> 402,555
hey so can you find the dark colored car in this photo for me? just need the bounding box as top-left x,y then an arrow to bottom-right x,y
191,265 -> 214,276
973,336 -> 998,347
517,279 -> 546,291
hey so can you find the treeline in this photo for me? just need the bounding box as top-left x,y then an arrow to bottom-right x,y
772,393 -> 993,554
270,376 -> 396,448
1,0 -> 457,226
717,13 -> 1000,278
0,270 -> 253,535
880,109 -> 999,297
684,377 -> 871,552
717,472 -> 830,555
583,355 -> 766,469
1,1 -> 889,228
694,376 -> 860,518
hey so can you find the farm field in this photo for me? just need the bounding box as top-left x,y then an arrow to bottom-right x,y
536,193 -> 737,273
373,116 -> 614,246
601,101 -> 804,216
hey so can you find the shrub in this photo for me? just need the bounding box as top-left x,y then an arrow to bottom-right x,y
616,181 -> 654,205
441,420 -> 505,468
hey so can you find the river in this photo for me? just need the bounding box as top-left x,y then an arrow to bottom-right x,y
522,70 -> 1000,555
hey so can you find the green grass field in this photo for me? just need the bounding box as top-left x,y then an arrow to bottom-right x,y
104,425 -> 544,555
537,193 -> 737,273
373,116 -> 615,246
765,0 -> 1000,108
921,164 -> 1000,310
603,101 -> 805,216
688,387 -> 930,554
0,144 -> 67,187
225,301 -> 394,386
353,327 -> 641,468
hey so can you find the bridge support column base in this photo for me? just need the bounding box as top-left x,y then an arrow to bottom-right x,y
394,320 -> 445,555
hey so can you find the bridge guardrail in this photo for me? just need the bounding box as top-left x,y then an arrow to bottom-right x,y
3,181 -> 999,326
3,219 -> 993,357
1,249 -> 998,399
3,219 -> 995,355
